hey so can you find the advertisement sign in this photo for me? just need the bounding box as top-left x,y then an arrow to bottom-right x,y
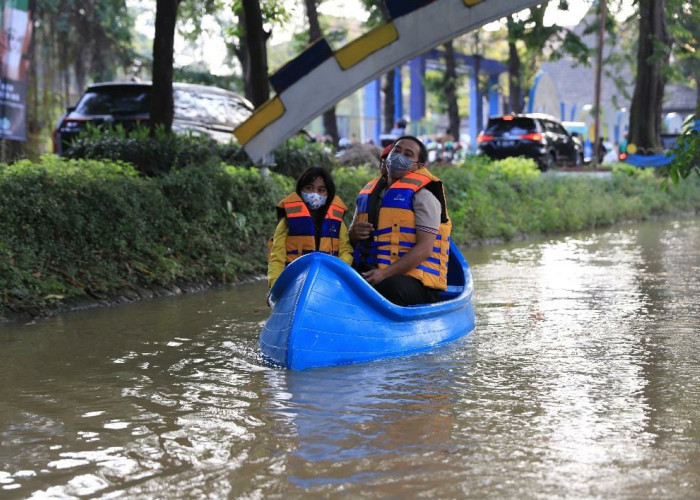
0,0 -> 31,141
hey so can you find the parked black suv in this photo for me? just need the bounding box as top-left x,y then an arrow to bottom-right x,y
476,113 -> 582,170
53,81 -> 253,154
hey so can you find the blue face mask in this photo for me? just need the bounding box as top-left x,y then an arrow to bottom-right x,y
301,191 -> 327,210
385,152 -> 416,177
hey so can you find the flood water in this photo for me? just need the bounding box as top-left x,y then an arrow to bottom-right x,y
1,217 -> 699,499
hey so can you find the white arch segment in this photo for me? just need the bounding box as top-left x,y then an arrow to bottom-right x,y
235,0 -> 541,163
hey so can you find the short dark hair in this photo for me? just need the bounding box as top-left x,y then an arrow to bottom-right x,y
295,166 -> 335,207
394,135 -> 428,164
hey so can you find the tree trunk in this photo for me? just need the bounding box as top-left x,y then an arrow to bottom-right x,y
234,9 -> 252,102
473,54 -> 482,133
304,0 -> 338,146
241,0 -> 270,107
444,41 -> 460,141
628,0 -> 671,153
151,0 -> 181,133
508,40 -> 522,113
383,68 -> 395,134
376,1 -> 394,135
58,30 -> 70,107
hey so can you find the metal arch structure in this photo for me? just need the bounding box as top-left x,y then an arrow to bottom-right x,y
234,0 -> 542,164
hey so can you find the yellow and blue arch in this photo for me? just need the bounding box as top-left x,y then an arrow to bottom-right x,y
234,0 -> 541,163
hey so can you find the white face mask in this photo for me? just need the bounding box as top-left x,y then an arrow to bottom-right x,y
301,191 -> 327,210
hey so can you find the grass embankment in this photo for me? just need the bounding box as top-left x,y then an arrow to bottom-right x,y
2,155 -> 699,321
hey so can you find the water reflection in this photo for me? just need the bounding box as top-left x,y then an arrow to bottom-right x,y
261,347 -> 472,495
0,282 -> 270,498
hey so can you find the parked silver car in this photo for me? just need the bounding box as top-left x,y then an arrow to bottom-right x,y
53,81 -> 253,154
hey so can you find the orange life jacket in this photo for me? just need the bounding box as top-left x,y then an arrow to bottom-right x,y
276,193 -> 347,264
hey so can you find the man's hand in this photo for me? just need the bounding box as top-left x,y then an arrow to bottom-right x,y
349,221 -> 374,243
362,268 -> 389,286
361,231 -> 436,286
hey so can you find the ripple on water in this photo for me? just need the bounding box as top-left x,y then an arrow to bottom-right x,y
1,219 -> 700,498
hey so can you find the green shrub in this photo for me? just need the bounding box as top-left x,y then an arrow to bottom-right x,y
0,156 -> 291,319
332,164 -> 378,215
271,134 -> 336,178
666,114 -> 700,184
64,125 -> 337,180
488,156 -> 541,181
64,124 -> 224,176
0,155 -> 176,312
3,152 -> 700,320
435,158 -> 700,246
612,162 -> 656,179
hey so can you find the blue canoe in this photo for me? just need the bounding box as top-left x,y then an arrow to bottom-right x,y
260,241 -> 476,370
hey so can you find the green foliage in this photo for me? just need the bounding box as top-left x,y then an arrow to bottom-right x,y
3,152 -> 700,321
63,125 -> 337,180
64,124 -> 234,176
423,70 -> 451,115
436,156 -> 700,245
0,156 -> 174,315
488,156 -> 542,180
0,156 -> 290,319
21,1 -> 137,159
271,134 -> 337,178
665,115 -> 700,186
667,0 -> 700,90
332,165 -> 378,214
174,65 -> 244,92
612,162 -> 656,179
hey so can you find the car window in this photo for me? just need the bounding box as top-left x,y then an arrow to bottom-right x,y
542,120 -> 557,133
485,117 -> 536,135
75,87 -> 150,115
226,97 -> 253,126
174,89 -> 231,127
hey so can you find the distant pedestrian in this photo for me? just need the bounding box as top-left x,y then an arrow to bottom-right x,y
596,137 -> 607,164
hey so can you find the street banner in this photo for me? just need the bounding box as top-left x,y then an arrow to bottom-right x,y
0,0 -> 31,141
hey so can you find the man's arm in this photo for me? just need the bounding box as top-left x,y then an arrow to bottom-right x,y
362,230 -> 435,285
362,188 -> 442,286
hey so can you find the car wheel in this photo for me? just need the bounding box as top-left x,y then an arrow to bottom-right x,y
540,153 -> 555,172
576,152 -> 583,167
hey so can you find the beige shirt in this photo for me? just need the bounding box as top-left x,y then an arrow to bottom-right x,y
413,188 -> 442,233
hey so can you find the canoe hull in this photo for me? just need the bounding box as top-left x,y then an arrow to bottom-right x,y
260,242 -> 475,370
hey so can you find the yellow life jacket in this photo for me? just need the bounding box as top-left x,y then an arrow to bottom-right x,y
357,168 -> 451,290
276,193 -> 347,264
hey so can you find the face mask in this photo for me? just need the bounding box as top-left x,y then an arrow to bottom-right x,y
301,191 -> 327,210
385,152 -> 416,177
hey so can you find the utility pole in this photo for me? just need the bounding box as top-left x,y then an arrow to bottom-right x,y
592,0 -> 606,169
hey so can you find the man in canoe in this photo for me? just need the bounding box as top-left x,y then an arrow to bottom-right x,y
349,136 -> 451,306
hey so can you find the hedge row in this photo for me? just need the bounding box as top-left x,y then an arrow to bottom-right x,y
2,152 -> 699,321
0,156 -> 291,318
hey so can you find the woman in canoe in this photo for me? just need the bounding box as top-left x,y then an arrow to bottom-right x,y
267,167 -> 353,289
